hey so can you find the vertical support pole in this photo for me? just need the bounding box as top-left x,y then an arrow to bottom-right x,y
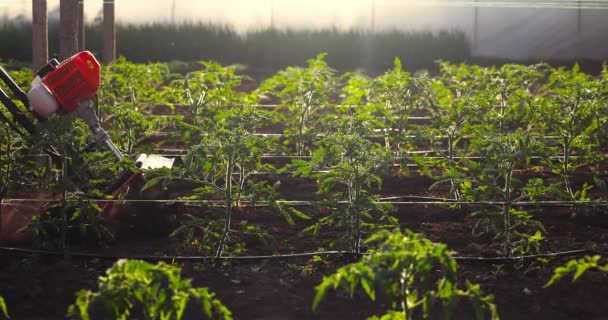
103,0 -> 116,64
78,0 -> 85,51
59,0 -> 79,60
32,0 -> 48,71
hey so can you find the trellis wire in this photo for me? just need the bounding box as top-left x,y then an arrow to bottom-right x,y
158,103 -> 604,111
147,154 -> 598,161
28,149 -> 608,166
3,198 -> 608,207
150,131 -> 590,141
0,246 -> 601,263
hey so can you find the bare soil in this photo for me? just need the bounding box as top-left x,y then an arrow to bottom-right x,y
1,199 -> 608,320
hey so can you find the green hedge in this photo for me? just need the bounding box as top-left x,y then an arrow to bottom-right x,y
0,21 -> 470,71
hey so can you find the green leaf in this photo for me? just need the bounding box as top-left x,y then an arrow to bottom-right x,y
142,176 -> 165,191
360,276 -> 376,301
0,296 -> 8,319
288,207 -> 311,220
312,278 -> 334,310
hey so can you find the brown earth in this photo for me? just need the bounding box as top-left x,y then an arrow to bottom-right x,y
1,200 -> 608,320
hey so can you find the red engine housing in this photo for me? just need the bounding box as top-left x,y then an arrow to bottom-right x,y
42,51 -> 101,113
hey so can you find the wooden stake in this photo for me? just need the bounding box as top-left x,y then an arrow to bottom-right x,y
32,0 -> 48,71
102,0 -> 116,64
59,0 -> 79,60
78,0 -> 85,51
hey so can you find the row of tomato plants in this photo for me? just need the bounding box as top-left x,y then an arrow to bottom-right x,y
2,55 -> 608,255
106,56 -> 608,257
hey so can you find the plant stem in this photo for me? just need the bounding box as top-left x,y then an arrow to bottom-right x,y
563,137 -> 573,197
0,187 -> 5,242
400,269 -> 411,320
499,89 -> 507,135
447,133 -> 460,200
353,184 -> 361,254
397,106 -> 405,150
0,138 -> 11,240
296,100 -> 307,156
384,101 -> 391,149
504,168 -> 512,257
216,158 -> 233,257
61,150 -> 69,259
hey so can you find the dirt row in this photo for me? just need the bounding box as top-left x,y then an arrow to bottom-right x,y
1,204 -> 608,319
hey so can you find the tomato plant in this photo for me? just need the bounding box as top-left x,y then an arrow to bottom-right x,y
313,228 -> 499,320
98,58 -> 179,154
22,116 -> 116,249
160,61 -> 248,136
485,64 -> 546,134
68,259 -> 232,320
0,121 -> 23,209
259,53 -> 337,155
369,58 -> 423,151
145,102 -> 307,257
535,65 -> 604,199
544,255 -> 608,288
98,57 -> 170,110
0,68 -> 44,198
463,131 -> 545,257
289,113 -> 396,253
417,75 -> 490,200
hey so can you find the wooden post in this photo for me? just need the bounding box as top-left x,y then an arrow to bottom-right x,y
32,0 -> 48,71
59,0 -> 79,60
78,0 -> 85,51
102,0 -> 116,64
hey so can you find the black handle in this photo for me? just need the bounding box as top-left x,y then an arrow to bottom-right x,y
0,87 -> 35,134
105,169 -> 139,194
0,65 -> 29,108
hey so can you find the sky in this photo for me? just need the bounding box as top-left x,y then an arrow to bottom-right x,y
0,0 -> 473,31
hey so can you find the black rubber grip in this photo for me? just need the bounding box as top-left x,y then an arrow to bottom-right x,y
0,65 -> 30,107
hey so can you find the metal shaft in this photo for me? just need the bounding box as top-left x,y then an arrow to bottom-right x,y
74,97 -> 124,161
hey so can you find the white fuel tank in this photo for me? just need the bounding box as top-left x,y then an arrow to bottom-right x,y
27,82 -> 60,119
